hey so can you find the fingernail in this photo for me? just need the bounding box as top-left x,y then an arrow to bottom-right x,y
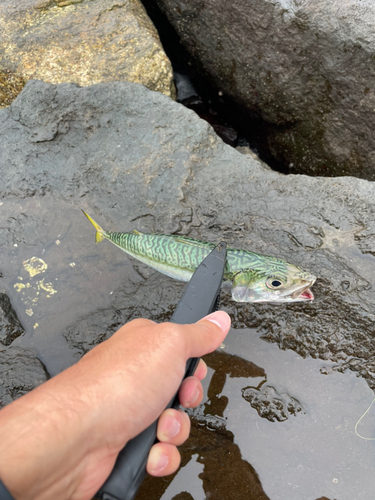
162,412 -> 181,438
200,311 -> 231,331
186,387 -> 200,407
148,447 -> 169,473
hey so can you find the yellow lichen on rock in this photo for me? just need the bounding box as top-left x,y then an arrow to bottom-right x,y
14,283 -> 26,292
0,68 -> 26,108
38,278 -> 57,295
23,257 -> 48,277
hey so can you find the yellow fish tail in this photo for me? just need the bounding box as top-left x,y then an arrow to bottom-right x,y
82,210 -> 106,243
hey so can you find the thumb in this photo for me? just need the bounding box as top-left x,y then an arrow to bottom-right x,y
183,311 -> 231,359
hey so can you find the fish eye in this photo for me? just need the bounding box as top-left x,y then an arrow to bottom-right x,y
266,277 -> 284,289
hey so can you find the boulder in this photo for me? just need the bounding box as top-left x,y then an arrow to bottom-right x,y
1,79 -> 375,392
0,0 -> 175,108
150,0 -> 375,180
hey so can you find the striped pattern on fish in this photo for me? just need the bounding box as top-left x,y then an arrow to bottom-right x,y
83,211 -> 316,303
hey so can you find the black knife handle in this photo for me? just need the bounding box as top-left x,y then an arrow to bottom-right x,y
96,243 -> 227,500
0,479 -> 15,500
97,354 -> 202,500
97,358 -> 201,500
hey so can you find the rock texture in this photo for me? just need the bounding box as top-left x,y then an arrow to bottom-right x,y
0,293 -> 25,346
0,0 -> 175,108
0,347 -> 48,408
242,385 -> 304,422
1,80 -> 375,394
151,0 -> 375,180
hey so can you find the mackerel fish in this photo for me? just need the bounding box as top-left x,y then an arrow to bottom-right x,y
83,211 -> 316,303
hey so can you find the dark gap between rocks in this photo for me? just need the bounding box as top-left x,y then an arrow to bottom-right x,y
141,0 -> 289,175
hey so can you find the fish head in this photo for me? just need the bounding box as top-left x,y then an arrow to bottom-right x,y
231,261 -> 316,303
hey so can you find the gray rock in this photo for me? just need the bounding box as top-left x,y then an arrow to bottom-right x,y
0,293 -> 25,346
0,347 -> 49,408
151,0 -> 375,180
174,72 -> 199,102
242,385 -> 304,422
1,80 -> 375,394
0,0 -> 175,107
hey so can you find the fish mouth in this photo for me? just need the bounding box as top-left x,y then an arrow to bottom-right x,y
295,288 -> 314,301
291,282 -> 315,301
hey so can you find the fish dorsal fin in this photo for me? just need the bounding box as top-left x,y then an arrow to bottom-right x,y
173,236 -> 198,245
132,229 -> 142,235
172,235 -> 213,249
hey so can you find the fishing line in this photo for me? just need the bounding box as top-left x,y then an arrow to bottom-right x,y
355,397 -> 375,440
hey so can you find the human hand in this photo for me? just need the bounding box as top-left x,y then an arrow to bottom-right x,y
0,311 -> 231,500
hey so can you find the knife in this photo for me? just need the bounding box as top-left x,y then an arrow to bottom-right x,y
96,241 -> 227,500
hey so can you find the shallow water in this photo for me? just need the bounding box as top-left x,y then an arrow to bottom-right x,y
137,330 -> 375,500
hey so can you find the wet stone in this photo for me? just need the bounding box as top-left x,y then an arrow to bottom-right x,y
241,385 -> 304,423
62,271 -> 183,358
1,80 -> 375,389
354,225 -> 375,257
0,293 -> 25,346
63,308 -> 127,355
0,347 -> 48,408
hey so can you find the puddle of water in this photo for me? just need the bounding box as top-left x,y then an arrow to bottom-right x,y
160,454 -> 205,500
138,328 -> 375,500
224,331 -> 374,500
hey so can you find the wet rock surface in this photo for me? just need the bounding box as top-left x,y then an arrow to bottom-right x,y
151,0 -> 375,180
1,80 -> 375,497
1,79 -> 375,385
242,385 -> 305,422
0,347 -> 49,408
0,293 -> 25,346
62,273 -> 181,357
0,0 -> 175,107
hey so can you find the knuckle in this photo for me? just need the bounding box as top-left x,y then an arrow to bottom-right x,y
128,317 -> 155,329
153,322 -> 186,349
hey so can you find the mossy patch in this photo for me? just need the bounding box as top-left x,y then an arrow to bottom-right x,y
0,69 -> 26,108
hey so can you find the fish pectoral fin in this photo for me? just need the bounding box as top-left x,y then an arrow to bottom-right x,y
231,270 -> 258,302
231,285 -> 256,302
